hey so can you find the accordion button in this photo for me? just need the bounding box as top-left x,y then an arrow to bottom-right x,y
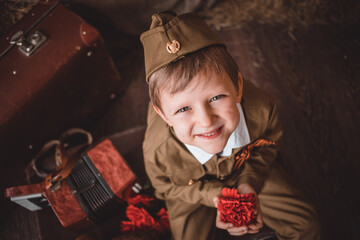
188,179 -> 195,186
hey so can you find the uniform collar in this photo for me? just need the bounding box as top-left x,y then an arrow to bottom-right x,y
185,103 -> 250,164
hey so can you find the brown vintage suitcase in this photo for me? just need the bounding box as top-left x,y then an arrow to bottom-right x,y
0,1 -> 122,166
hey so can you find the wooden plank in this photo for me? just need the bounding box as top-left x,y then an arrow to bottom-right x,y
220,23 -> 360,239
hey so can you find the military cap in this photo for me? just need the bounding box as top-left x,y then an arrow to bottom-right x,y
140,11 -> 225,82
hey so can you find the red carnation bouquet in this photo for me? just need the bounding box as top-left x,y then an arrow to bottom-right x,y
217,188 -> 257,227
120,194 -> 170,238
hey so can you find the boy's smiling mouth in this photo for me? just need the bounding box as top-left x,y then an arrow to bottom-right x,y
195,126 -> 223,139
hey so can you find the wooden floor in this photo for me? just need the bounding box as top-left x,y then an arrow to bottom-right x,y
1,2 -> 359,240
221,22 -> 360,240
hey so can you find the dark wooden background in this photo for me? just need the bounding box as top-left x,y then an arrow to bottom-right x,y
1,0 -> 359,239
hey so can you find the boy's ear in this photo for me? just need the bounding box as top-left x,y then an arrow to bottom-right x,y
153,105 -> 173,126
236,72 -> 244,102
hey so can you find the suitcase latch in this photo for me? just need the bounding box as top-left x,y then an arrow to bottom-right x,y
10,30 -> 47,56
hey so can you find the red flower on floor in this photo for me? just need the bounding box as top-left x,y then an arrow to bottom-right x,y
217,188 -> 257,227
120,194 -> 170,236
156,207 -> 170,233
126,194 -> 154,207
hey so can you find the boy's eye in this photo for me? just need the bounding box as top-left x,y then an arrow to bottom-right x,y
176,106 -> 190,113
210,95 -> 225,102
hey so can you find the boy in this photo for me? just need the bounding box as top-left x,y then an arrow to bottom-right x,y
140,11 -> 320,240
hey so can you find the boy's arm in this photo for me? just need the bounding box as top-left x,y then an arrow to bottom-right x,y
145,160 -> 223,207
233,98 -> 283,194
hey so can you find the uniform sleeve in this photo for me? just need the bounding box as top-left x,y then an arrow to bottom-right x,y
144,160 -> 223,208
235,98 -> 283,193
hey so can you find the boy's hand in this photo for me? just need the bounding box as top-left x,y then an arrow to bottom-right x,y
213,184 -> 263,236
237,183 -> 263,234
213,196 -> 249,236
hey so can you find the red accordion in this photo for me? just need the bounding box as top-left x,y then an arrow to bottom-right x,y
5,138 -> 141,233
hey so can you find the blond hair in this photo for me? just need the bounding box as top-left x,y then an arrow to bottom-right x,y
148,46 -> 239,109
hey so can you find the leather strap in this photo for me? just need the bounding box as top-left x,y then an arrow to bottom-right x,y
55,128 -> 93,169
28,139 -> 61,178
45,128 -> 93,190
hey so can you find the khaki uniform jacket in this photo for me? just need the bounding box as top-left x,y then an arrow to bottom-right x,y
143,80 -> 283,239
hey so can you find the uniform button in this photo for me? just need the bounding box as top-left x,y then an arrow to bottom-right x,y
219,175 -> 225,180
188,179 -> 195,186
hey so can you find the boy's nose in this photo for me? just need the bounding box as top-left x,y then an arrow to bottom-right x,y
195,106 -> 216,128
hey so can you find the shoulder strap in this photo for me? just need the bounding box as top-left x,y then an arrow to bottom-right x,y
45,128 -> 93,191
28,139 -> 61,178
27,128 -> 92,191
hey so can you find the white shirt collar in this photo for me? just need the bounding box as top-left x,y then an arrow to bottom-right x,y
185,103 -> 250,164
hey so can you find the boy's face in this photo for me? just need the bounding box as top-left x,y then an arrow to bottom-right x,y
154,70 -> 243,154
